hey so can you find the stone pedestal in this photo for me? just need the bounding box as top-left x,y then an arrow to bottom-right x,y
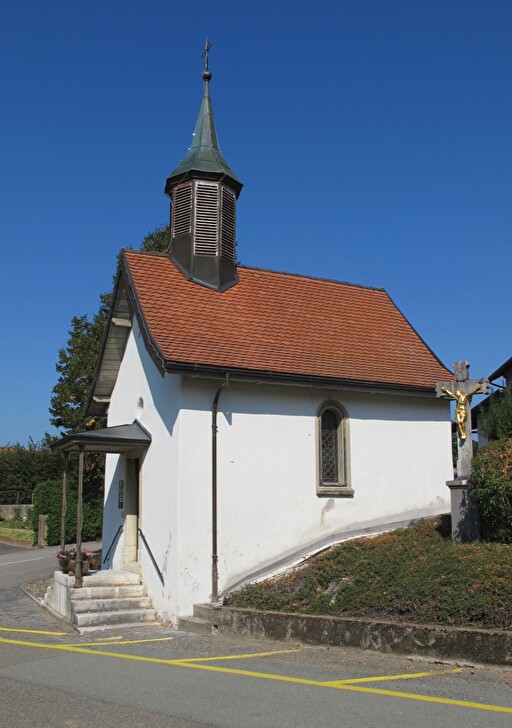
45,570 -> 75,620
446,479 -> 480,543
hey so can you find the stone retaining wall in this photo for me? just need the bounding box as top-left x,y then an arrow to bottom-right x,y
0,534 -> 34,548
214,607 -> 512,666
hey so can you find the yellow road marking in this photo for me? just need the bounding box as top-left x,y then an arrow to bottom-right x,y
1,636 -> 510,715
65,636 -> 174,647
178,647 -> 300,662
0,637 -> 196,664
0,627 -> 67,636
325,667 -> 463,685
172,661 -> 512,714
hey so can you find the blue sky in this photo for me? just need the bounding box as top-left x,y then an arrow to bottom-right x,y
1,1 -> 510,444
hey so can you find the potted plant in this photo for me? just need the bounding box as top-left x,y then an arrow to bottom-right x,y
56,546 -> 94,575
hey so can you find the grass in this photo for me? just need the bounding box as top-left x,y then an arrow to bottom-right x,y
0,525 -> 35,542
226,517 -> 512,630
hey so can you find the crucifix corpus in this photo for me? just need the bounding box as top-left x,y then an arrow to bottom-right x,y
436,361 -> 490,479
436,361 -> 490,543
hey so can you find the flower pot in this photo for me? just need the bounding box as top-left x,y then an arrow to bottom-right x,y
68,560 -> 90,576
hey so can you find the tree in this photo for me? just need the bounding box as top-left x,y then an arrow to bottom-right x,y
139,225 -> 170,253
49,298 -> 110,435
479,385 -> 512,442
43,225 -> 169,539
47,225 -> 170,518
49,225 -> 169,435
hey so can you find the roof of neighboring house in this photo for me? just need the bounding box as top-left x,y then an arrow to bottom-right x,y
87,251 -> 452,416
489,356 -> 512,383
472,356 -> 512,429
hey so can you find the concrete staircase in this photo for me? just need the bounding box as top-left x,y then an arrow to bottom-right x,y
68,570 -> 158,633
178,603 -> 221,635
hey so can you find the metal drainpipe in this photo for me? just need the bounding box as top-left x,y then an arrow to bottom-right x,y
211,373 -> 229,602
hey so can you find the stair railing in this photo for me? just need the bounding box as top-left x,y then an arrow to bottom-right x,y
138,528 -> 164,585
103,524 -> 123,565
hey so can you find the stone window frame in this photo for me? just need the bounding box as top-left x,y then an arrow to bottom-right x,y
316,400 -> 354,498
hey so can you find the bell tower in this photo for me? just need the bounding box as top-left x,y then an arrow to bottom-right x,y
164,40 -> 243,292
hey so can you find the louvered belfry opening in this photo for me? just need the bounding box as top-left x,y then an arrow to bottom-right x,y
164,55 -> 242,292
169,178 -> 238,291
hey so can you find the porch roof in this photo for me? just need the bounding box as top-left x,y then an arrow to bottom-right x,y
52,421 -> 151,454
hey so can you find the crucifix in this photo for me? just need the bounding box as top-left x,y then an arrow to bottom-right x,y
202,37 -> 212,71
436,361 -> 490,479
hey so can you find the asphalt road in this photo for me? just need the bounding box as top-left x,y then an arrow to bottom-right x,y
0,544 -> 511,728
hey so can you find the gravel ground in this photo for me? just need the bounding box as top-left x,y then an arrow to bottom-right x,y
23,575 -> 54,601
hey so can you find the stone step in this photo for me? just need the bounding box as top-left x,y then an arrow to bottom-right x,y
71,597 -> 152,614
177,615 -> 214,635
77,621 -> 159,635
74,608 -> 158,628
192,603 -> 221,621
83,570 -> 141,586
70,585 -> 146,601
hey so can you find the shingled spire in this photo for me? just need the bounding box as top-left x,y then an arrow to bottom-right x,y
165,40 -> 243,292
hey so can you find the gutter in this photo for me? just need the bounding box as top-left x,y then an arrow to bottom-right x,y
165,361 -> 442,399
211,373 -> 229,602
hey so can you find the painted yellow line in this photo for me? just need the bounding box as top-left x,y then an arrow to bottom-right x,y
0,637 -> 192,665
0,627 -> 67,636
172,661 -> 512,714
325,667 -> 463,685
1,636 -> 510,715
65,636 -> 174,647
178,647 -> 300,662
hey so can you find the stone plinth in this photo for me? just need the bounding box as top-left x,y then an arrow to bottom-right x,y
446,479 -> 480,543
45,570 -> 75,620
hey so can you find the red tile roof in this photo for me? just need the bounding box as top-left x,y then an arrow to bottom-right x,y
123,250 -> 451,390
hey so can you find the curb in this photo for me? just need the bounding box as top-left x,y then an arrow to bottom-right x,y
212,606 -> 512,666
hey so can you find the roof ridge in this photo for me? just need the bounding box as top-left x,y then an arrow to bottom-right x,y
123,248 -> 168,258
238,264 -> 386,292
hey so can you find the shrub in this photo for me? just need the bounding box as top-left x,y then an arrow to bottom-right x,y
227,518 -> 512,629
479,386 -> 512,442
32,479 -> 103,546
469,437 -> 512,543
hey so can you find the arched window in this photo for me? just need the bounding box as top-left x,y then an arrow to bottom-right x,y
317,403 -> 353,497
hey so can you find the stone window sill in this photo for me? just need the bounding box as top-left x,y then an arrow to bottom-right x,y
316,485 -> 354,498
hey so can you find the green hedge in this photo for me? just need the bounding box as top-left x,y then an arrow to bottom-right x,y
470,437 -> 512,543
0,446 -> 62,504
32,479 -> 103,546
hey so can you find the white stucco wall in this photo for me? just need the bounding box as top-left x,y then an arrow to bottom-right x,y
174,379 -> 452,618
103,324 -> 452,624
103,317 -> 182,621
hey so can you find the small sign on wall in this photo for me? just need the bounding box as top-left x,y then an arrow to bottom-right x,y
118,480 -> 124,509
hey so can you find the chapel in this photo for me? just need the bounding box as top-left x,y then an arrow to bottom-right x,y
56,50 -> 453,625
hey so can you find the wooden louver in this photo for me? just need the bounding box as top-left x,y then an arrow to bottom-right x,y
194,181 -> 219,255
221,186 -> 236,261
172,183 -> 192,237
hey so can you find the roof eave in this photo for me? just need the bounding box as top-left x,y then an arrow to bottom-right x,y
163,360 -> 441,398
86,253 -> 168,418
489,355 -> 512,383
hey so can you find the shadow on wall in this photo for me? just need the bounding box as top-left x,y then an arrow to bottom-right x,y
180,377 -> 450,424
102,456 -> 124,566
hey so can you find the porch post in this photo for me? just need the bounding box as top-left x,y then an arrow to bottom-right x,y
75,446 -> 85,588
60,453 -> 69,551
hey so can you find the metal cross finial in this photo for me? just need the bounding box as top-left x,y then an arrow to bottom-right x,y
202,38 -> 212,71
